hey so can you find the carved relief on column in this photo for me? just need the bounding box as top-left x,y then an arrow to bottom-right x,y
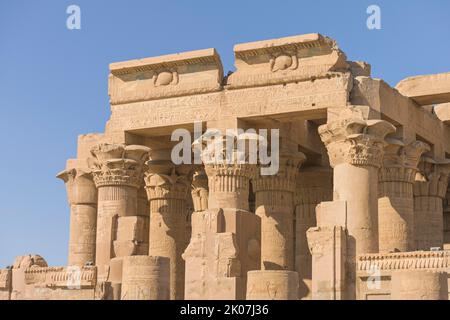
253,152 -> 305,271
57,166 -> 97,267
144,161 -> 191,300
88,143 -> 149,272
414,157 -> 450,250
294,167 -> 333,299
191,168 -> 209,212
378,139 -> 430,253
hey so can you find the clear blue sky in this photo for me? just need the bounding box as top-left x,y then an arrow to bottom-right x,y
0,0 -> 449,267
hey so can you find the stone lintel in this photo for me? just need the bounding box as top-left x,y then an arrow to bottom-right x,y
109,48 -> 223,105
228,33 -> 349,89
110,48 -> 222,76
233,33 -> 325,57
434,103 -> 450,125
396,72 -> 450,105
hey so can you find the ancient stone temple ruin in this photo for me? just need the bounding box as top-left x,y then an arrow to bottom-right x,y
2,33 -> 450,300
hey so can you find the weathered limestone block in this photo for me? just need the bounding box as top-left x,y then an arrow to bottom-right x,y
414,157 -> 450,250
89,143 -> 149,275
434,103 -> 450,125
348,61 -> 371,77
113,216 -> 149,257
183,209 -> 245,300
378,139 -> 429,253
12,254 -> 48,269
295,167 -> 333,299
10,265 -> 96,300
228,33 -> 349,89
121,256 -> 170,300
253,152 -> 305,271
57,164 -> 98,266
144,161 -> 191,300
109,48 -> 223,105
357,251 -> 450,300
396,72 -> 450,105
0,269 -> 12,300
185,139 -> 261,299
391,270 -> 448,300
307,226 -> 347,300
246,270 -> 299,300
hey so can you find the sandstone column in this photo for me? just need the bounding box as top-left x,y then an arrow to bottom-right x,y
144,161 -> 191,300
378,139 -> 429,253
57,166 -> 97,267
391,270 -> 448,300
89,143 -> 149,277
247,152 -> 304,300
184,136 -> 260,300
121,256 -> 170,300
414,157 -> 450,250
253,152 -> 305,271
295,167 -> 332,299
318,113 -> 395,299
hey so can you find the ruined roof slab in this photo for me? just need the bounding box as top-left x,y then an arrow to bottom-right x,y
109,48 -> 223,105
227,33 -> 349,89
396,72 -> 450,105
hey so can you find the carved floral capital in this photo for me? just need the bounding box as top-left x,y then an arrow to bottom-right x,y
88,143 -> 150,188
379,139 -> 430,184
414,157 -> 450,198
144,160 -> 191,200
319,116 -> 395,168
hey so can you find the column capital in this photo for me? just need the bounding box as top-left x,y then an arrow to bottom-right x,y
253,152 -> 306,194
380,139 -> 430,184
414,157 -> 450,198
88,143 -> 150,188
56,166 -> 97,205
144,160 -> 191,200
319,116 -> 395,168
57,167 -> 92,184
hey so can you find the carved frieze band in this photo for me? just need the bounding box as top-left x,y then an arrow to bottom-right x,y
357,251 -> 450,272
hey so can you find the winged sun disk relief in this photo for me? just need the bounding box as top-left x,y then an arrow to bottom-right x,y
269,53 -> 298,72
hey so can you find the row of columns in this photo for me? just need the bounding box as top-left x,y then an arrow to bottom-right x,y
58,114 -> 450,300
